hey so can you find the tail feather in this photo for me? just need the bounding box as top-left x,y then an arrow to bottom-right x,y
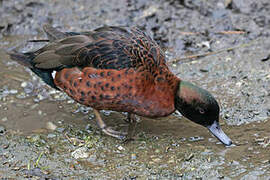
7,51 -> 58,89
7,51 -> 34,68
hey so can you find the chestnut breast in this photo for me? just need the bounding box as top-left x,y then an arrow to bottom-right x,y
54,66 -> 179,117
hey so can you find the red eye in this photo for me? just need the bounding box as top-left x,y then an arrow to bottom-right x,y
198,108 -> 205,114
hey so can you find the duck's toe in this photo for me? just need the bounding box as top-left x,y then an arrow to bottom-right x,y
101,126 -> 127,140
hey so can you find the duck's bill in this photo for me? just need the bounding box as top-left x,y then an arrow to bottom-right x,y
207,121 -> 232,146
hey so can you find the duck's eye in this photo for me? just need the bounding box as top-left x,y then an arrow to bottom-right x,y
198,107 -> 205,114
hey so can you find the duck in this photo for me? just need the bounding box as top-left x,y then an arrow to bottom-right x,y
8,24 -> 232,146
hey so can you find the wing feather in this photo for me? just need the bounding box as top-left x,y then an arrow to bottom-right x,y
32,26 -> 166,72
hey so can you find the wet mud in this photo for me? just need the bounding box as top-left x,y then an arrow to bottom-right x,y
0,0 -> 270,179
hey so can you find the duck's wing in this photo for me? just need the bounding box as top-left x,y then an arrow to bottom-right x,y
31,25 -> 166,71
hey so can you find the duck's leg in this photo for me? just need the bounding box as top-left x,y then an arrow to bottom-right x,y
122,113 -> 138,142
93,109 -> 127,139
125,113 -> 137,123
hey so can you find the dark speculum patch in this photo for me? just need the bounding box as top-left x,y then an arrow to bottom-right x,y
111,77 -> 115,82
101,86 -> 105,91
111,86 -> 115,91
91,96 -> 96,100
117,74 -> 121,78
105,95 -> 110,99
107,71 -> 111,76
105,83 -> 109,88
100,72 -> 104,77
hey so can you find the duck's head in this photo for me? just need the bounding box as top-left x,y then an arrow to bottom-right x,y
175,81 -> 232,146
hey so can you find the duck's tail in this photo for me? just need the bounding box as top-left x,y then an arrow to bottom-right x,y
7,51 -> 58,89
7,51 -> 35,68
6,24 -> 71,89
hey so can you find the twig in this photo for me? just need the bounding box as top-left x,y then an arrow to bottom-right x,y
3,73 -> 27,82
179,32 -> 200,35
167,39 -> 258,65
179,30 -> 246,35
35,152 -> 44,167
216,31 -> 246,35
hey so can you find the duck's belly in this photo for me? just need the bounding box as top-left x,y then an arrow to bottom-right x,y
54,67 -> 176,117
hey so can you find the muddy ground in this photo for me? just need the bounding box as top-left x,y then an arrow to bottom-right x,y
0,0 -> 270,179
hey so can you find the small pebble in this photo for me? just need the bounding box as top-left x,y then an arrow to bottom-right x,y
117,145 -> 125,151
47,133 -> 57,138
189,136 -> 204,142
54,95 -> 60,99
208,138 -> 217,143
71,147 -> 90,159
67,100 -> 74,104
168,158 -> 174,163
255,138 -> 265,142
46,121 -> 57,131
38,110 -> 42,115
262,160 -> 270,164
224,113 -> 230,119
30,104 -> 39,110
131,153 -> 136,160
1,117 -> 8,122
21,82 -> 27,88
9,89 -> 18,94
225,57 -> 232,61
3,144 -> 9,149
30,134 -> 41,142
152,158 -> 161,163
253,111 -> 260,115
0,125 -> 6,134
56,127 -> 65,133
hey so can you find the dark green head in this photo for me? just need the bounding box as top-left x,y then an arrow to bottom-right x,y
175,81 -> 232,146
